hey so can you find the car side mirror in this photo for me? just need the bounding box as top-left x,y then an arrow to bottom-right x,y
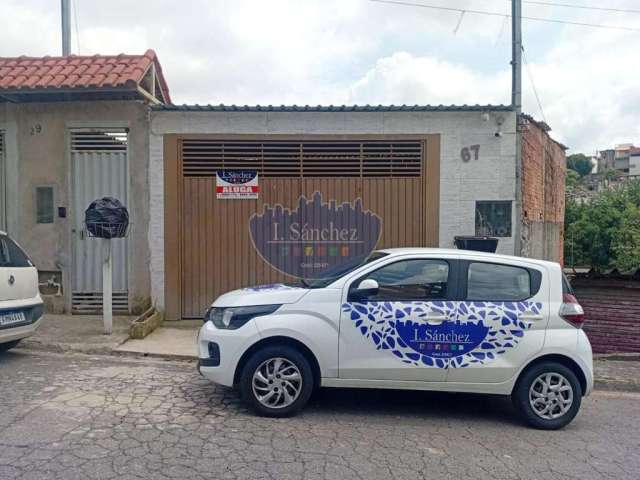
351,278 -> 379,299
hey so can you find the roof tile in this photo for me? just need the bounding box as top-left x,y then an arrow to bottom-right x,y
0,49 -> 170,102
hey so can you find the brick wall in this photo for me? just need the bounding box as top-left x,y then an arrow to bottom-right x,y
573,279 -> 640,354
520,115 -> 566,263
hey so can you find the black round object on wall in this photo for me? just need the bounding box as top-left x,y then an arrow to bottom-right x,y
84,197 -> 129,239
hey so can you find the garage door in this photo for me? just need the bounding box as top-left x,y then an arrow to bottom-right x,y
168,136 -> 439,319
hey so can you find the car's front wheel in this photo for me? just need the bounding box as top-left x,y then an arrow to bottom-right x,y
513,362 -> 582,430
239,345 -> 314,417
0,340 -> 21,353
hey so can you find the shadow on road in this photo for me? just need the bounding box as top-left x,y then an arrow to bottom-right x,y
302,387 -> 522,425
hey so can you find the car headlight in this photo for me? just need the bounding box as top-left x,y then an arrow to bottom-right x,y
204,304 -> 282,330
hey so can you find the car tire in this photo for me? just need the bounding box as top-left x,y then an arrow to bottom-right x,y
512,361 -> 582,430
239,345 -> 314,417
0,340 -> 21,353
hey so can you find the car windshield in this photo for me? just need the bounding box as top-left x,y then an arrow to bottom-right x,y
301,251 -> 389,289
0,234 -> 32,267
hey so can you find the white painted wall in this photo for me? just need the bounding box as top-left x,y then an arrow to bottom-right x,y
629,154 -> 640,176
148,109 -> 518,309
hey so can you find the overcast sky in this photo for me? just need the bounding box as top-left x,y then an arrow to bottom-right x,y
2,0 -> 639,153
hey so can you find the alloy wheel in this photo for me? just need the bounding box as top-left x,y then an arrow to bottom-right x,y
529,372 -> 574,420
252,357 -> 303,409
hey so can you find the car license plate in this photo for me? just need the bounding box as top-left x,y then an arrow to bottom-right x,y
0,311 -> 26,328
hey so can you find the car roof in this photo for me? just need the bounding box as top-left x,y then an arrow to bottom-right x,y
376,247 -> 559,268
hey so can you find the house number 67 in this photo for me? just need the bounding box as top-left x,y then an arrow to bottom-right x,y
461,144 -> 480,162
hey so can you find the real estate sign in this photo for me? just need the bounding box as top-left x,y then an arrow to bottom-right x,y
216,170 -> 259,199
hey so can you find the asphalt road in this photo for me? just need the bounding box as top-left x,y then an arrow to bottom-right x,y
0,350 -> 638,480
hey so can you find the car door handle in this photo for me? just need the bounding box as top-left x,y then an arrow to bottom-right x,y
425,315 -> 446,325
519,313 -> 544,321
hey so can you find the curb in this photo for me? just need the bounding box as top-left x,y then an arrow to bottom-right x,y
594,353 -> 640,362
18,340 -> 120,356
594,379 -> 640,393
18,340 -> 196,362
111,349 -> 197,362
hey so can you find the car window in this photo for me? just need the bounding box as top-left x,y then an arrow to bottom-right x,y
361,259 -> 449,301
0,235 -> 32,267
304,251 -> 389,288
466,262 -> 531,301
562,273 -> 574,295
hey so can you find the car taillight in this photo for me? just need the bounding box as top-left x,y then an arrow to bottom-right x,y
559,293 -> 585,328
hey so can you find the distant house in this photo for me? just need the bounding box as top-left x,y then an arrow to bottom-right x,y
629,147 -> 640,177
0,50 -> 169,314
596,149 -> 615,173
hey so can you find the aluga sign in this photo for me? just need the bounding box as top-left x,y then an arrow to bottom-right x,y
216,170 -> 259,199
198,248 -> 593,430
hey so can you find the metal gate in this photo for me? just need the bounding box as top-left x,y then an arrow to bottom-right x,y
71,130 -> 129,313
177,138 -> 431,319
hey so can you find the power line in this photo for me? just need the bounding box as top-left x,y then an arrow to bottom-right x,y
521,47 -> 547,124
369,0 -> 640,32
518,0 -> 640,15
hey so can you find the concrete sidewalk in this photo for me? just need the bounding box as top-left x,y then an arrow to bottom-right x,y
20,314 -> 132,354
594,358 -> 640,392
115,322 -> 200,359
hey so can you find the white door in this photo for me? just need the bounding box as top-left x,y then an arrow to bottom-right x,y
71,130 -> 129,313
446,260 -> 549,384
339,256 -> 458,382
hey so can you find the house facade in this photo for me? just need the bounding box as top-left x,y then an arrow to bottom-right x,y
149,105 -> 565,320
0,50 -> 566,320
0,50 -> 169,314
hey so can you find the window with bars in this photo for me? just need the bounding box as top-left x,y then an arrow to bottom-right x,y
475,201 -> 512,237
181,140 -> 423,177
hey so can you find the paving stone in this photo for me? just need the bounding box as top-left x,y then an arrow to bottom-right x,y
0,350 -> 638,480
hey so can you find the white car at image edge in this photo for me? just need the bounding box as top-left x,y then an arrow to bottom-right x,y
198,248 -> 592,429
0,231 -> 44,352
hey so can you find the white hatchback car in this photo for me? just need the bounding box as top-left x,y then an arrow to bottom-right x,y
198,248 -> 592,429
0,231 -> 44,353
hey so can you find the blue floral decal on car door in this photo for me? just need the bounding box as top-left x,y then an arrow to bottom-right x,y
341,301 -> 543,368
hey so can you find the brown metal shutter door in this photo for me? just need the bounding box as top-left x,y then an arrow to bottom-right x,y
179,138 -> 427,319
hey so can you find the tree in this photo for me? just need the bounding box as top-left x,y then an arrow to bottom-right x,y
566,153 -> 593,177
565,169 -> 580,188
564,178 -> 640,270
612,203 -> 640,271
604,168 -> 619,181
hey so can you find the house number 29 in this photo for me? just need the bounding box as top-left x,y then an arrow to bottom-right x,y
461,144 -> 480,162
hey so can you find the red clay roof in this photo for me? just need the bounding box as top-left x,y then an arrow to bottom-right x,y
0,49 -> 170,102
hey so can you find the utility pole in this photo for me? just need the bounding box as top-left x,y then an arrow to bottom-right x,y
511,0 -> 522,112
61,0 -> 71,56
512,0 -> 523,256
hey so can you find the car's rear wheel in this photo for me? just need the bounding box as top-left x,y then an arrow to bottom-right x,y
239,345 -> 314,417
0,340 -> 21,353
513,362 -> 582,430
